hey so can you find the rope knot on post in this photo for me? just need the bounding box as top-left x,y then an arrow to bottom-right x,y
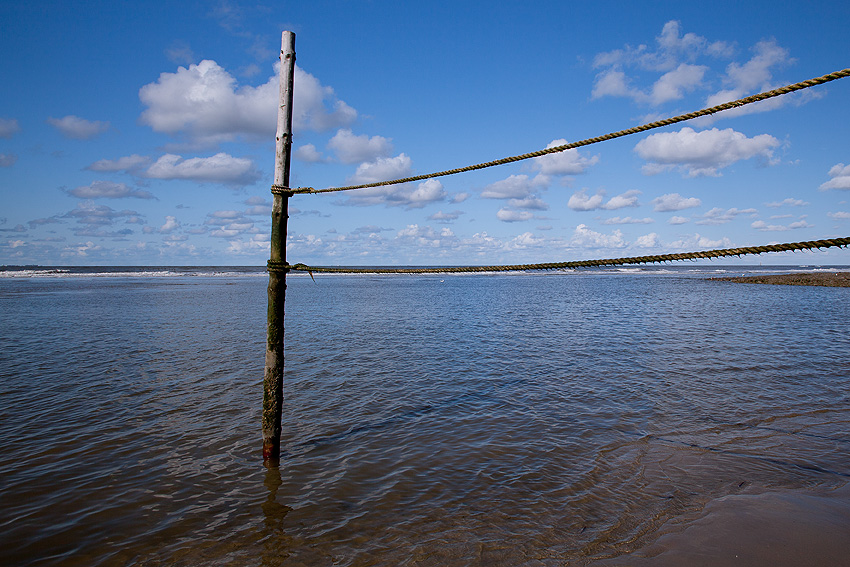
270,184 -> 293,196
267,260 -> 291,273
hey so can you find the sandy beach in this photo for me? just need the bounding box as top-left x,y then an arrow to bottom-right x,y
711,271 -> 850,287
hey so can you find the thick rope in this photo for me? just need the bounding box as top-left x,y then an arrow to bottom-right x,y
289,68 -> 850,195
283,237 -> 850,274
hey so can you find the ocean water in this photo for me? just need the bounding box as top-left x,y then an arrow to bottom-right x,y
1,265 -> 848,566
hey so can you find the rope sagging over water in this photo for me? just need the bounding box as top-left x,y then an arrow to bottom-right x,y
280,237 -> 850,274
289,68 -> 850,195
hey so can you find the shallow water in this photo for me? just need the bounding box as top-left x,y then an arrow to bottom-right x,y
1,266 -> 848,565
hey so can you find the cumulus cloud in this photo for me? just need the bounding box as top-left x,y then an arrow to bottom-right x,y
602,216 -> 654,225
694,207 -> 758,225
827,211 -> 850,220
342,170 -> 447,209
568,189 -> 605,211
47,115 -> 109,139
765,197 -> 809,208
669,233 -> 733,250
139,60 -> 356,145
0,153 -> 17,167
294,143 -> 325,163
648,63 -> 707,104
86,154 -> 152,173
429,210 -> 464,223
635,233 -> 661,247
327,129 -> 393,164
67,181 -> 156,199
593,20 -> 732,73
62,201 -> 141,228
568,189 -> 641,211
591,21 -> 731,105
0,118 -> 21,138
668,216 -> 690,225
496,209 -> 534,222
635,127 -> 780,177
697,40 -> 798,123
819,163 -> 850,191
203,209 -> 263,238
570,224 -> 626,248
481,174 -> 548,200
532,139 -> 599,175
751,219 -> 812,231
159,216 -> 181,234
143,153 -> 260,185
652,193 -> 701,212
349,153 -> 412,185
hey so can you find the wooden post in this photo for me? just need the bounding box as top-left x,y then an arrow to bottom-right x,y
263,31 -> 296,462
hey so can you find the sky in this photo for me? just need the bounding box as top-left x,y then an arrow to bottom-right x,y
1,0 -> 849,266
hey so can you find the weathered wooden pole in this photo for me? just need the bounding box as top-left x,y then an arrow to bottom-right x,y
263,30 -> 296,462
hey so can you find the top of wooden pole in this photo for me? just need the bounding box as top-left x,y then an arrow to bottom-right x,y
274,31 -> 296,190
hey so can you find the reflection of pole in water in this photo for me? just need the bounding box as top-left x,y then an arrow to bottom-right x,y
261,463 -> 292,566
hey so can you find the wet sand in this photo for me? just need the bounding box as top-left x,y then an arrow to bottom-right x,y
711,271 -> 850,287
603,485 -> 850,566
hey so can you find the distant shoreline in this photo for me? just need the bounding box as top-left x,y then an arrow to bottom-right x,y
711,272 -> 850,287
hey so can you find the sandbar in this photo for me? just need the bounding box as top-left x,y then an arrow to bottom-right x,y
711,271 -> 850,287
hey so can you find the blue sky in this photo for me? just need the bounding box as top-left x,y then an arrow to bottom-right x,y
1,0 -> 849,266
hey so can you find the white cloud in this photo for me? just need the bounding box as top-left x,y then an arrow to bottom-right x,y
143,153 -> 260,185
819,163 -> 850,191
568,189 -> 605,211
635,127 -> 780,177
726,40 -> 791,92
649,63 -> 707,105
695,207 -> 758,225
591,21 -> 732,105
592,69 -> 632,99
159,216 -> 181,234
327,129 -> 393,164
827,211 -> 850,220
765,197 -> 809,208
568,189 -> 640,211
508,196 -> 549,210
674,234 -> 733,249
532,139 -> 599,175
86,154 -> 152,173
481,174 -> 547,199
47,115 -> 109,139
635,232 -> 661,247
294,143 -> 325,163
570,224 -> 626,248
602,189 -> 641,210
0,153 -> 17,167
342,160 -> 447,209
68,181 -> 155,199
429,210 -> 464,223
697,40 -> 796,123
652,193 -> 701,212
593,20 -> 731,73
0,118 -> 21,138
668,215 -> 690,225
751,219 -> 812,231
602,216 -> 654,225
139,60 -> 356,145
62,201 -> 140,227
450,192 -> 470,204
497,209 -> 534,222
349,153 -> 412,185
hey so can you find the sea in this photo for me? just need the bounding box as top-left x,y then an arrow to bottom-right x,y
1,264 -> 849,566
